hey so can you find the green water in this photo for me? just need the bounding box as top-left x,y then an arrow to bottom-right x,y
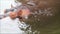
39,12 -> 60,34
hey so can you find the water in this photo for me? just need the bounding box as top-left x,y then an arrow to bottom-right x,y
18,21 -> 40,34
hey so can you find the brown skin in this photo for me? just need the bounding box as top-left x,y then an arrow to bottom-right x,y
9,12 -> 17,19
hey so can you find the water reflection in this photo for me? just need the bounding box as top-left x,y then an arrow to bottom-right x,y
18,21 -> 40,34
